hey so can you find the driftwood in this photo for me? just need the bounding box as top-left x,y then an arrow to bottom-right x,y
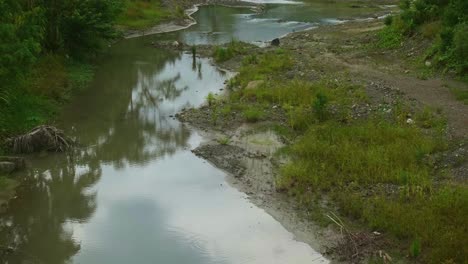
6,125 -> 74,154
326,212 -> 392,263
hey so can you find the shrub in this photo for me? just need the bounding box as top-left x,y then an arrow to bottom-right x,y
384,15 -> 393,26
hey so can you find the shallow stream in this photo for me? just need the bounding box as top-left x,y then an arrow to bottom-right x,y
1,2 -> 390,263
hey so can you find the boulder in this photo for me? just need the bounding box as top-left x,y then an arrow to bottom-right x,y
172,41 -> 180,48
271,38 -> 280,46
0,162 -> 15,174
0,156 -> 26,170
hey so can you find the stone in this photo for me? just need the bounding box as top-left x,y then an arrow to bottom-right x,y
0,162 -> 15,174
0,156 -> 25,170
425,60 -> 432,67
245,80 -> 265,90
172,41 -> 180,48
271,38 -> 280,46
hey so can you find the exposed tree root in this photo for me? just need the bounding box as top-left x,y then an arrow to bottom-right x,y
6,125 -> 74,154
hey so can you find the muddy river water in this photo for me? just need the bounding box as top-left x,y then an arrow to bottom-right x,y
1,1 -> 390,263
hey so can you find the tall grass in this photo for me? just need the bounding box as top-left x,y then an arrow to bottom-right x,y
277,118 -> 467,262
279,120 -> 444,191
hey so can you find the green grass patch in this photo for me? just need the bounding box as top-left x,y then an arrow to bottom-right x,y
278,120 -> 444,191
377,25 -> 403,49
335,186 -> 467,263
243,106 -> 265,122
117,0 -> 172,30
276,118 -> 468,262
213,41 -> 247,63
448,86 -> 468,104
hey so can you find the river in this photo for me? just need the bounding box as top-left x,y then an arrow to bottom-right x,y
0,1 -> 389,263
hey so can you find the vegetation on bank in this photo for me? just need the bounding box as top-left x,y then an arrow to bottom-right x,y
213,41 -> 247,63
0,0 -> 122,154
205,49 -> 467,262
378,0 -> 467,78
117,0 -> 187,30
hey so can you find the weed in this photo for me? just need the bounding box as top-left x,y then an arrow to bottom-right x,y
415,106 -> 446,131
206,92 -> 216,106
313,92 -> 329,122
218,137 -> 230,145
448,86 -> 468,104
410,238 -> 421,258
213,40 -> 246,62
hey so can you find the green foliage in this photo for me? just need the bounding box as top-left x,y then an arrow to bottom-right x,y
1,0 -> 122,141
59,0 -> 124,57
394,0 -> 468,76
420,21 -> 441,39
0,0 -> 44,83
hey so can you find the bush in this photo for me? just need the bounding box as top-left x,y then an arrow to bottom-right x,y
392,0 -> 468,76
451,23 -> 468,74
384,15 -> 393,26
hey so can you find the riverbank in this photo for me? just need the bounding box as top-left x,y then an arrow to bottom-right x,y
123,0 -> 260,38
176,17 -> 467,263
